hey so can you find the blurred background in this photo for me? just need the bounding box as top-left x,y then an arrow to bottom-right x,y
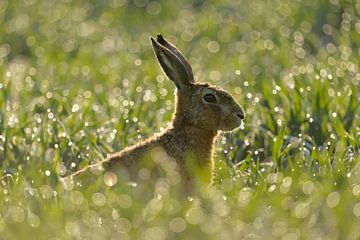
0,0 -> 360,239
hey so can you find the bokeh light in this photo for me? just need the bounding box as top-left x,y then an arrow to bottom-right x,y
0,0 -> 359,239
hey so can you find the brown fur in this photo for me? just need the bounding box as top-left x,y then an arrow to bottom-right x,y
64,35 -> 245,188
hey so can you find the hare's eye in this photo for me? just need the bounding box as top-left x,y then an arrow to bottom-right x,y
203,93 -> 217,103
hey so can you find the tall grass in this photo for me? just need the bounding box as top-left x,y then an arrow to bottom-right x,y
0,0 -> 359,239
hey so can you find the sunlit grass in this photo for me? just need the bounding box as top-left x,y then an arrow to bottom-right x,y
1,0 -> 360,239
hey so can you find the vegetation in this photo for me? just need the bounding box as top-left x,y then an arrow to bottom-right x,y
0,0 -> 359,239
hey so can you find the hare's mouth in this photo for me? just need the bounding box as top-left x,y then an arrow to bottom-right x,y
219,116 -> 243,131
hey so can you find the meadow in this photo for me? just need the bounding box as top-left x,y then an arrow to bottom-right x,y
0,0 -> 360,239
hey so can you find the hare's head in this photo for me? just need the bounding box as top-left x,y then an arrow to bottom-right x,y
151,35 -> 245,132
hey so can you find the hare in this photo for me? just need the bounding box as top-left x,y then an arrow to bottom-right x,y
63,34 -> 245,188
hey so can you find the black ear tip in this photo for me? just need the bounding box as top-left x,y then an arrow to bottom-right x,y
157,34 -> 166,44
150,37 -> 157,45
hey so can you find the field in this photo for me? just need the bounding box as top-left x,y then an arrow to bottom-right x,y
1,0 -> 360,239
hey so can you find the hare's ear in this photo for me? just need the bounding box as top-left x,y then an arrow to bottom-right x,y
150,35 -> 194,89
156,35 -> 194,82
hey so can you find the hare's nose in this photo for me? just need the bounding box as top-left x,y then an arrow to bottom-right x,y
236,112 -> 245,120
235,109 -> 245,120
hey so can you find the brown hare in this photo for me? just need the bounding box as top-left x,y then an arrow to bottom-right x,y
63,34 -> 245,189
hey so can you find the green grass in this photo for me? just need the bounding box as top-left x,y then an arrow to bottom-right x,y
1,0 -> 360,239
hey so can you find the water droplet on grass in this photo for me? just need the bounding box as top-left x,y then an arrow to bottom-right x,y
294,202 -> 309,218
302,181 -> 315,195
169,217 -> 187,233
27,210 -> 40,228
104,171 -> 117,187
40,185 -> 53,199
92,192 -> 106,206
71,104 -> 79,113
327,192 -> 341,208
186,207 -> 205,225
268,184 -> 276,192
353,203 -> 360,217
352,185 -> 360,196
8,206 -> 25,223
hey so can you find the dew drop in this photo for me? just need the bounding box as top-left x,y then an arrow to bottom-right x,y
27,210 -> 40,228
353,203 -> 360,217
8,206 -> 25,223
294,202 -> 309,218
104,171 -> 118,187
327,191 -> 341,208
92,192 -> 106,206
169,217 -> 187,233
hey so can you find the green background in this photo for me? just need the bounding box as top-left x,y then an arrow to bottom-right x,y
0,0 -> 359,239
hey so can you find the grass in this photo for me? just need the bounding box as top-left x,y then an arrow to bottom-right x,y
1,0 -> 360,239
